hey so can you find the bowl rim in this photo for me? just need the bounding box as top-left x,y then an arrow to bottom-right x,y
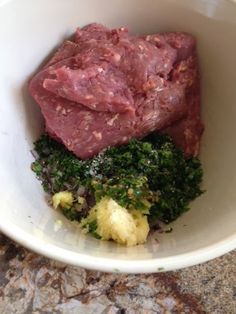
1,219 -> 235,273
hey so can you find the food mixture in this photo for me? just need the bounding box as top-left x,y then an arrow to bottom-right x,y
30,24 -> 204,246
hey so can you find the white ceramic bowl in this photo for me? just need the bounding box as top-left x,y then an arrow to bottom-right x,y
1,0 -> 236,273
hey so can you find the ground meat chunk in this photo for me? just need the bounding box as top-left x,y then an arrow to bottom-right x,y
43,63 -> 135,113
160,34 -> 204,157
30,61 -> 186,159
135,84 -> 186,137
29,23 -> 203,159
44,41 -> 81,68
75,23 -> 113,44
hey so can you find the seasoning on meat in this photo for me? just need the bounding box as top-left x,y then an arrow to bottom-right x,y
29,23 -> 203,159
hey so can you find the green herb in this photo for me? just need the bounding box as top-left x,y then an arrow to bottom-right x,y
87,221 -> 101,239
92,175 -> 156,214
31,161 -> 43,176
32,133 -> 203,225
61,207 -> 81,221
88,135 -> 203,223
33,135 -> 86,193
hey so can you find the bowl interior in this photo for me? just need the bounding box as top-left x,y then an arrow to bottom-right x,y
0,0 -> 236,272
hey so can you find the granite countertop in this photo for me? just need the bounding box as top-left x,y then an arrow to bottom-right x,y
0,234 -> 235,314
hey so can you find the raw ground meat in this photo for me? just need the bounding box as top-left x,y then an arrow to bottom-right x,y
43,63 -> 135,113
29,23 -> 203,159
162,54 -> 203,156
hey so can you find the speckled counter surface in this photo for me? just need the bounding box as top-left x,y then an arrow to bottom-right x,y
0,234 -> 235,314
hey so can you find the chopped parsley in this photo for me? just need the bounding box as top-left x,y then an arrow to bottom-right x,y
87,221 -> 101,239
32,133 -> 203,226
91,175 -> 157,214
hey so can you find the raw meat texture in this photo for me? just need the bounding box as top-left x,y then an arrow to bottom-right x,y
43,64 -> 134,113
30,61 -> 186,159
160,34 -> 204,156
44,41 -> 81,68
75,23 -> 113,44
29,23 -> 203,159
135,85 -> 187,137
